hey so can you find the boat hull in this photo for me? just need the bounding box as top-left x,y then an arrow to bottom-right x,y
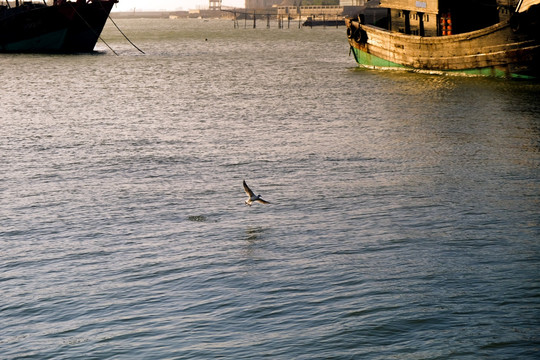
346,18 -> 540,79
63,1 -> 117,52
0,0 -> 117,53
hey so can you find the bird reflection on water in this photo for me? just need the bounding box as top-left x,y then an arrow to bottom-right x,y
244,226 -> 266,242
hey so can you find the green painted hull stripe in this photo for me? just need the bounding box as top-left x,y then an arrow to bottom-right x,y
3,29 -> 67,52
351,46 -> 533,79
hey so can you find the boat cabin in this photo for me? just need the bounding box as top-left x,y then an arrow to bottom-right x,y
377,0 -> 517,36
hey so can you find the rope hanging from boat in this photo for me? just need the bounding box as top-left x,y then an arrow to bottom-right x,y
97,34 -> 119,56
107,15 -> 145,55
69,3 -> 119,55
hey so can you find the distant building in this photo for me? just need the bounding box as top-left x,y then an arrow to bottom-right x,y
245,0 -> 282,10
245,0 -> 347,10
340,0 -> 365,5
277,0 -> 365,18
209,0 -> 222,10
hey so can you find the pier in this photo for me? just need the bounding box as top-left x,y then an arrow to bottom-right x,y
220,6 -> 349,29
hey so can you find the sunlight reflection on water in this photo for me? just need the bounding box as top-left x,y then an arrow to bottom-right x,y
1,18 -> 539,360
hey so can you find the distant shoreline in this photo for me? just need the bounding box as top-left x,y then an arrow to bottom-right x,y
110,11 -> 188,19
110,10 -> 234,19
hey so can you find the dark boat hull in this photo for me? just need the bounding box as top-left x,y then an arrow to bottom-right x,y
0,0 -> 117,53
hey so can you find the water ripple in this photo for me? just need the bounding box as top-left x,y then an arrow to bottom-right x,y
0,18 -> 539,360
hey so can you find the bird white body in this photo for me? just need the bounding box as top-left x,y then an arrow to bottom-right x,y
243,180 -> 270,206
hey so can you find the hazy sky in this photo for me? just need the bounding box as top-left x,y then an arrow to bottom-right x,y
114,0 -> 245,11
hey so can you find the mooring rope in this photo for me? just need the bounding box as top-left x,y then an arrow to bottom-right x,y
107,15 -> 145,55
97,34 -> 119,56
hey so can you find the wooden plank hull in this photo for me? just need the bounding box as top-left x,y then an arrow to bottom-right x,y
346,18 -> 540,79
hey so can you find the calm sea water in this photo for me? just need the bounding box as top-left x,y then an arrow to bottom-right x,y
1,18 -> 539,359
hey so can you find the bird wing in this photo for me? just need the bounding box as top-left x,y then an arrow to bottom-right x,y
243,180 -> 255,197
256,198 -> 270,204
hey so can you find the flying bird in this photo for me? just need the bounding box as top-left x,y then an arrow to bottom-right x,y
243,180 -> 270,206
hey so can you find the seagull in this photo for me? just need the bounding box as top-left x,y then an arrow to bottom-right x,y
243,180 -> 270,206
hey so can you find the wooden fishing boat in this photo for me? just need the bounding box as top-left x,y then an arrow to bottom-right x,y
346,0 -> 540,79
